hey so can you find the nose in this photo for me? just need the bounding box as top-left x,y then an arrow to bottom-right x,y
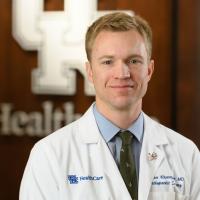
114,61 -> 130,79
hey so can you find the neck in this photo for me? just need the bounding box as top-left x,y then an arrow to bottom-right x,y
95,101 -> 142,129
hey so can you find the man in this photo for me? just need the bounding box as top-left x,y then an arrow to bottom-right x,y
20,12 -> 200,200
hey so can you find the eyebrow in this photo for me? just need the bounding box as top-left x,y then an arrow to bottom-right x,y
98,54 -> 144,61
126,54 -> 144,60
97,55 -> 115,61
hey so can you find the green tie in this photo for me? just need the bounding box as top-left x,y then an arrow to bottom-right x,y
119,130 -> 138,200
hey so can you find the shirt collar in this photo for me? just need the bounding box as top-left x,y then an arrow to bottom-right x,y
93,104 -> 144,143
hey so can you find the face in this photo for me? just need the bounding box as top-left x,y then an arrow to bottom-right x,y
86,30 -> 154,112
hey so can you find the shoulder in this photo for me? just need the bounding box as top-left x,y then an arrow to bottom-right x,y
30,104 -> 97,157
27,120 -> 78,162
143,113 -> 200,176
143,112 -> 199,154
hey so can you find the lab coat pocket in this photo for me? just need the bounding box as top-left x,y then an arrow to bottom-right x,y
148,191 -> 189,200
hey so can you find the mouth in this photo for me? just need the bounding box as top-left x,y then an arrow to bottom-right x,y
109,85 -> 134,95
110,85 -> 134,89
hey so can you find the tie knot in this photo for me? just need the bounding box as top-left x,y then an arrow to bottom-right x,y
119,130 -> 133,145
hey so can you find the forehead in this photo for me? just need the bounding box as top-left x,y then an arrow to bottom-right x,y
91,30 -> 147,59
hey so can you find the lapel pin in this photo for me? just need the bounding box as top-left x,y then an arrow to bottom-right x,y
147,152 -> 158,161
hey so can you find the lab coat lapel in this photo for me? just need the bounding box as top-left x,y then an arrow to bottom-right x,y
78,105 -> 132,199
138,113 -> 168,200
139,143 -> 165,200
97,137 -> 132,199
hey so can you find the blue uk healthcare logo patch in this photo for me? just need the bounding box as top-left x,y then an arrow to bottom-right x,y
67,175 -> 103,184
68,175 -> 79,184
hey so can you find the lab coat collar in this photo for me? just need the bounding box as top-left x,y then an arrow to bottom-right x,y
78,105 -> 169,146
143,113 -> 169,146
78,104 -> 101,144
138,113 -> 169,200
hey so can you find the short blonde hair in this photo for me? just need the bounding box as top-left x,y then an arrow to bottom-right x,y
85,12 -> 153,61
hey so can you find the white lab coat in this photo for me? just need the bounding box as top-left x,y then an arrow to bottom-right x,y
19,105 -> 200,200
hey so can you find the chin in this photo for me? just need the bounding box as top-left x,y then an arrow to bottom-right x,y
111,93 -> 143,109
110,99 -> 134,110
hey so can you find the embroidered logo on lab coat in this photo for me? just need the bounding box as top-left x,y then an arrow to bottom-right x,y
67,175 -> 103,184
68,175 -> 79,184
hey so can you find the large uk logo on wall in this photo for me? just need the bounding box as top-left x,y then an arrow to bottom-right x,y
0,0 -> 133,137
12,0 -> 133,96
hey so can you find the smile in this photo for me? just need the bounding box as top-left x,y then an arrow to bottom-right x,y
110,85 -> 134,88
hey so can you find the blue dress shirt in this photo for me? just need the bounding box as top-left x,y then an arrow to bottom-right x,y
93,104 -> 144,179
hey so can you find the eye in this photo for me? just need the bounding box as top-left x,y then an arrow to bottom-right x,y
129,58 -> 140,64
130,59 -> 136,64
102,60 -> 113,65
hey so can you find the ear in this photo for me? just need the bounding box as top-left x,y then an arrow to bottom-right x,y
147,59 -> 154,81
85,61 -> 94,83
